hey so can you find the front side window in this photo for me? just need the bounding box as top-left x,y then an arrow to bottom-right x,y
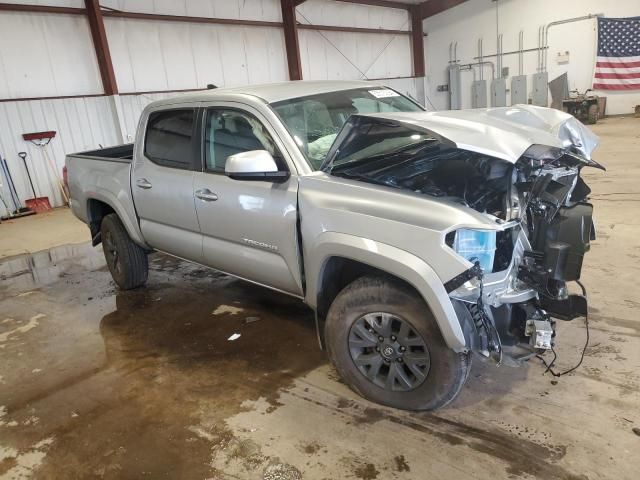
204,109 -> 283,172
271,87 -> 423,170
144,109 -> 195,169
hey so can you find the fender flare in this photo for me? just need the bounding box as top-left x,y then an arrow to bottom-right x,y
305,232 -> 467,351
85,190 -> 148,248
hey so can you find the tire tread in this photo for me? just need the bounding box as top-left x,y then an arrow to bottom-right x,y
325,275 -> 471,411
101,213 -> 148,290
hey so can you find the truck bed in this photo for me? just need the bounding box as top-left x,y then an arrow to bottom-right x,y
66,143 -> 145,247
72,144 -> 134,162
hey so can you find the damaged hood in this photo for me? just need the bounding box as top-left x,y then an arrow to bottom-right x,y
359,105 -> 600,163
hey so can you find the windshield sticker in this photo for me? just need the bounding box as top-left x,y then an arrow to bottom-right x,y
369,89 -> 400,98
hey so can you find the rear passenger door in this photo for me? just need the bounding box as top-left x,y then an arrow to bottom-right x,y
132,107 -> 203,262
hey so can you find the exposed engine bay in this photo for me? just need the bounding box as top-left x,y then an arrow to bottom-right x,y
323,109 -> 604,365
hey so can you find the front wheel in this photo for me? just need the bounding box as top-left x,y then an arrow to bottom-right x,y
325,276 -> 470,411
101,213 -> 148,290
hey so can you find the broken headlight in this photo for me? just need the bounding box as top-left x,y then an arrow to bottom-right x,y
451,229 -> 497,273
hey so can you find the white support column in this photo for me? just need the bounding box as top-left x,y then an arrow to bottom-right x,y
107,95 -> 127,145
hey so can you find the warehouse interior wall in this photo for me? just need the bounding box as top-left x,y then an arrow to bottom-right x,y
0,0 -> 418,216
424,0 -> 640,114
297,1 -> 412,81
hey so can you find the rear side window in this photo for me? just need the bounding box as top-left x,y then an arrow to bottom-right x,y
144,109 -> 196,169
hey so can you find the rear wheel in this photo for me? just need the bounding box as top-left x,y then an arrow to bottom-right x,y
325,276 -> 470,411
101,213 -> 148,290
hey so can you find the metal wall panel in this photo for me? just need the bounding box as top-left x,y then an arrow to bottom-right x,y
0,10 -> 103,99
0,0 -> 288,99
297,0 -> 409,30
0,1 -> 84,8
0,97 -> 120,214
101,0 -> 283,22
106,19 -> 289,92
299,30 -> 412,81
1,0 -> 414,98
297,0 -> 412,83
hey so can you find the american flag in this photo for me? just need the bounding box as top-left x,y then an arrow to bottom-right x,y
593,16 -> 640,91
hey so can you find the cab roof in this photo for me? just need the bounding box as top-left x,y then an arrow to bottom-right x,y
150,80 -> 378,107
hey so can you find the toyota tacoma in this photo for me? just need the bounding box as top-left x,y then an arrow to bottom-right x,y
66,81 -> 602,410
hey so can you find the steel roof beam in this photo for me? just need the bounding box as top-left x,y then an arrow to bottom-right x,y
85,0 -> 118,95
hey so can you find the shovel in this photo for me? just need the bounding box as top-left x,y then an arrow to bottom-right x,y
19,152 -> 51,213
0,155 -> 35,218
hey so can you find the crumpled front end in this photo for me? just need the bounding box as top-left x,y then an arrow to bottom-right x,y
445,144 -> 603,364
323,106 -> 604,364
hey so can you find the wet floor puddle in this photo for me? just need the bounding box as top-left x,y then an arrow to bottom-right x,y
0,245 -> 324,479
0,243 -> 617,479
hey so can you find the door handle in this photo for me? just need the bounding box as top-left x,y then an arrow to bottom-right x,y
195,189 -> 218,202
136,178 -> 152,189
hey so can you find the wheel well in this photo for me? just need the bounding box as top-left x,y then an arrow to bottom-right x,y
315,256 -> 420,348
87,199 -> 115,245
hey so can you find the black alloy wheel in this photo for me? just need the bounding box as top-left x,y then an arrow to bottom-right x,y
348,312 -> 430,392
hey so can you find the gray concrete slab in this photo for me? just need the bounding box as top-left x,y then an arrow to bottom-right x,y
0,207 -> 89,259
0,116 -> 639,480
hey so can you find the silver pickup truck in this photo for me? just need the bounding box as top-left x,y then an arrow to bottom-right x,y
66,80 -> 602,411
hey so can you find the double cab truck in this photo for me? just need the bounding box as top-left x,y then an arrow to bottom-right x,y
66,81 -> 602,410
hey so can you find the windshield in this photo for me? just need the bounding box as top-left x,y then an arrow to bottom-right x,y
322,115 -> 448,174
270,87 -> 423,170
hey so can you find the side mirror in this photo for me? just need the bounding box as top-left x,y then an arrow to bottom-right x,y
225,150 -> 290,183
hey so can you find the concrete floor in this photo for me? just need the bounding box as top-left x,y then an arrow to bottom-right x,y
0,208 -> 89,259
1,116 -> 639,480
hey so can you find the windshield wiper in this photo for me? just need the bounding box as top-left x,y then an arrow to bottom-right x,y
332,170 -> 398,189
330,138 -> 437,173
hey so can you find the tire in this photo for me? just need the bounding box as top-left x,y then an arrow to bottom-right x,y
101,213 -> 148,290
587,104 -> 598,124
325,276 -> 470,411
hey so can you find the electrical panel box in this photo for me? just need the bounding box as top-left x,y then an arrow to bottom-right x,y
511,75 -> 527,105
448,65 -> 462,110
471,80 -> 487,108
532,72 -> 549,107
491,78 -> 507,107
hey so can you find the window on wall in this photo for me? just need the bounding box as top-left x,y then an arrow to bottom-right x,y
204,109 -> 284,173
144,109 -> 196,169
